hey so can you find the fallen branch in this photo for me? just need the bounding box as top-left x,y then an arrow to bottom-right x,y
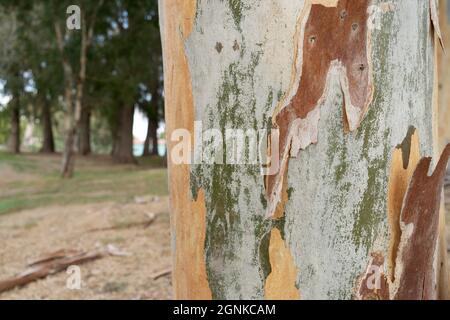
27,249 -> 82,267
152,267 -> 172,280
86,213 -> 156,233
106,244 -> 131,257
0,250 -> 103,294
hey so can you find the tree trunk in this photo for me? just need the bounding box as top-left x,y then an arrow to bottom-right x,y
143,118 -> 158,156
8,94 -> 20,154
78,106 -> 91,155
55,22 -> 76,178
40,100 -> 55,153
151,119 -> 159,155
112,104 -> 136,164
56,2 -> 102,177
439,0 -> 450,148
61,127 -> 76,179
161,0 -> 450,300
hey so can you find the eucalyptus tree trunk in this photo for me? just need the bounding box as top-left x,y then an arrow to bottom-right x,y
111,104 -> 136,164
161,0 -> 450,300
78,106 -> 91,156
57,1 -> 103,178
439,0 -> 450,148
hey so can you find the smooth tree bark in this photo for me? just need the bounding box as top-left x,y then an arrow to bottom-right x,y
161,0 -> 450,299
112,104 -> 136,164
40,99 -> 55,153
8,93 -> 20,154
438,0 -> 450,148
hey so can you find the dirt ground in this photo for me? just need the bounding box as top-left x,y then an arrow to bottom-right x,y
0,197 -> 172,300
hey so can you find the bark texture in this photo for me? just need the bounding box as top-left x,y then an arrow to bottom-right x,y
161,0 -> 450,299
439,0 -> 450,148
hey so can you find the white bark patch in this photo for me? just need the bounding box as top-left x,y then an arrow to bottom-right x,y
186,0 -> 307,299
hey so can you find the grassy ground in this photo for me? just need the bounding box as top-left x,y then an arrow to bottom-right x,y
0,151 -> 172,300
0,152 -> 168,215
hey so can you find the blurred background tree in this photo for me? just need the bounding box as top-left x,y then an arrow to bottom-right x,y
0,0 -> 164,174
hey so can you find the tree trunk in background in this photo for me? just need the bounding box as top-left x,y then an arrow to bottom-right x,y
143,118 -> 158,156
161,0 -> 450,299
8,94 -> 20,154
112,104 -> 136,164
55,21 -> 77,178
56,1 -> 102,177
61,127 -> 76,178
40,100 -> 55,153
78,106 -> 91,155
150,119 -> 159,155
143,121 -> 151,156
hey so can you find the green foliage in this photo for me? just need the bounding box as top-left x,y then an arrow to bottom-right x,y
0,0 -> 164,154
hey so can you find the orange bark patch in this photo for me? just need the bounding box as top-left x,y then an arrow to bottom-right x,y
272,170 -> 289,220
359,131 -> 450,300
387,128 -> 420,283
161,0 -> 212,299
265,228 -> 300,300
173,189 -> 212,299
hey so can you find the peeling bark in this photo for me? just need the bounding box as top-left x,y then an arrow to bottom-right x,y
386,127 -> 420,283
358,140 -> 450,300
266,0 -> 373,217
357,251 -> 390,300
393,144 -> 450,299
430,0 -> 445,51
